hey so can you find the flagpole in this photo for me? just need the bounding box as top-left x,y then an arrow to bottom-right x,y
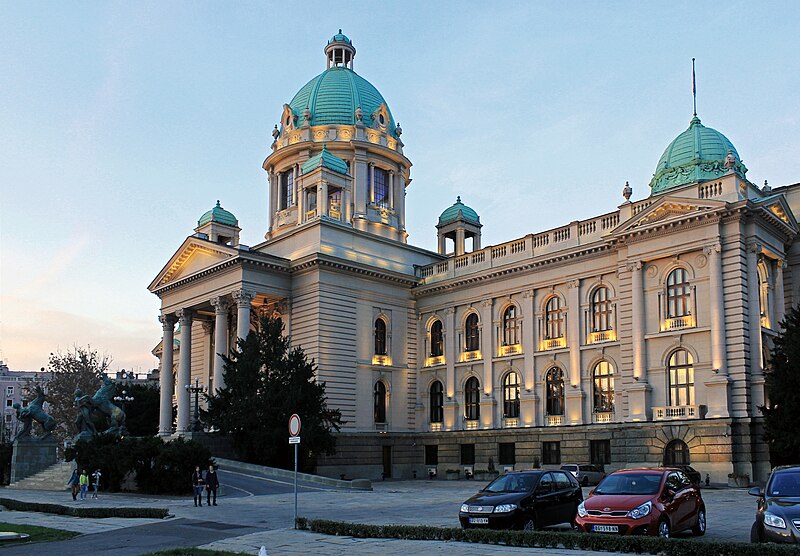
692,58 -> 697,117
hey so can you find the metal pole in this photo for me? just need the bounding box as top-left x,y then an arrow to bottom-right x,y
293,443 -> 298,528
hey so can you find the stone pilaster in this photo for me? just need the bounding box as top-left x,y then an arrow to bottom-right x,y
158,314 -> 176,436
704,243 -> 730,419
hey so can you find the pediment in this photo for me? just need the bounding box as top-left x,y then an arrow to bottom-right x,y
149,237 -> 238,291
755,195 -> 798,230
614,196 -> 727,236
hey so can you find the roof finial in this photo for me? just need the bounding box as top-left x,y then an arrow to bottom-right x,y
456,196 -> 461,203
216,200 -> 221,207
692,58 -> 697,117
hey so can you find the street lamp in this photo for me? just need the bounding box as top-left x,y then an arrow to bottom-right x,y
185,379 -> 207,433
113,390 -> 135,413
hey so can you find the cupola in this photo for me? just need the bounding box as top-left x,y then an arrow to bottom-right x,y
326,29 -> 356,69
436,197 -> 482,256
195,201 -> 240,246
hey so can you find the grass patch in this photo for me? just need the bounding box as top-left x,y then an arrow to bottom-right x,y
142,549 -> 252,556
0,521 -> 79,543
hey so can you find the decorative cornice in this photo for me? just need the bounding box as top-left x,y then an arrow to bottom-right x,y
291,254 -> 419,287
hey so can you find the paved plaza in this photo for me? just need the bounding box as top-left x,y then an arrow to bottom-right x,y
0,473 -> 759,555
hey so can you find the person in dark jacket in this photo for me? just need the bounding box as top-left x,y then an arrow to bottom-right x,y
67,469 -> 79,501
204,464 -> 219,506
191,465 -> 205,507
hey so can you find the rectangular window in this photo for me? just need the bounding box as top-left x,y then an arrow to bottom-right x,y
590,439 -> 611,466
5,386 -> 12,397
498,443 -> 516,465
4,414 -> 10,423
460,443 -> 475,466
542,441 -> 561,465
280,171 -> 293,210
425,445 -> 438,466
5,400 -> 12,408
372,168 -> 390,209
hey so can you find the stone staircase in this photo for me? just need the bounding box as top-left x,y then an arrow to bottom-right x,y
7,461 -> 74,491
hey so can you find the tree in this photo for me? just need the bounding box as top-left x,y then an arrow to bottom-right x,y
26,346 -> 108,444
205,314 -> 342,471
761,305 -> 800,465
123,383 -> 161,437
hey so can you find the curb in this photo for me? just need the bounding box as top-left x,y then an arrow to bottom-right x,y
215,458 -> 372,491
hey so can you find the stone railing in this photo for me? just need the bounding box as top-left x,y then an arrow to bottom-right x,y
547,415 -> 564,427
375,422 -> 388,432
587,330 -> 616,345
460,350 -> 482,362
498,344 -> 523,357
417,209 -> 621,284
502,418 -> 519,429
430,422 -> 442,432
372,355 -> 391,366
464,419 -> 479,430
652,405 -> 706,421
660,315 -> 695,332
540,337 -> 567,351
593,411 -> 613,424
424,356 -> 445,367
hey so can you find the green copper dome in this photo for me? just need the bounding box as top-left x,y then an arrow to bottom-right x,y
302,144 -> 349,175
198,201 -> 237,227
287,68 -> 396,136
439,197 -> 480,226
328,30 -> 352,45
649,116 -> 747,194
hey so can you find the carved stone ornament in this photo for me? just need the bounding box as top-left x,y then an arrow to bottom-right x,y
646,264 -> 658,278
695,254 -> 708,269
626,261 -> 643,272
210,296 -> 229,314
702,243 -> 721,256
232,290 -> 257,307
567,280 -> 579,289
272,125 -> 280,139
395,122 -> 402,136
159,314 -> 176,330
355,105 -> 363,123
622,181 -> 632,202
176,308 -> 193,324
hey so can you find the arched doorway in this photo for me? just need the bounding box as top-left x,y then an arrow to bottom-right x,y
663,439 -> 690,466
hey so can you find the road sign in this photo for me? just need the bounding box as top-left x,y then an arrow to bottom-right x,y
289,436 -> 301,444
289,414 -> 301,437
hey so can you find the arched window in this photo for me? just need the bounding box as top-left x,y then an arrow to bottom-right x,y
545,368 -> 564,416
465,313 -> 480,352
373,381 -> 387,424
502,305 -> 519,346
757,259 -> 771,328
503,372 -> 520,418
430,320 -> 444,357
591,287 -> 612,332
374,318 -> 387,356
592,361 -> 614,413
668,349 -> 694,406
545,296 -> 564,339
464,376 -> 480,421
663,439 -> 690,466
666,268 -> 691,318
429,381 -> 443,423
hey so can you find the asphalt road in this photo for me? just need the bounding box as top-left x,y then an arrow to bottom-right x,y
217,468 -> 334,498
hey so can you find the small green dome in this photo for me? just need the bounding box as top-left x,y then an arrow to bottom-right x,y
198,201 -> 237,227
328,29 -> 351,45
287,68 -> 396,136
302,144 -> 349,175
439,197 -> 480,226
650,116 -> 747,194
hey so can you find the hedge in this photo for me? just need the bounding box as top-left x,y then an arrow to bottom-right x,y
297,519 -> 800,555
0,498 -> 169,519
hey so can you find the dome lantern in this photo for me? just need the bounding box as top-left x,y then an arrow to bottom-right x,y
325,29 -> 355,70
195,201 -> 240,247
436,197 -> 482,256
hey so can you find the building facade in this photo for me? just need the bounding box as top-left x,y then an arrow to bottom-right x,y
149,32 -> 800,484
0,361 -> 48,442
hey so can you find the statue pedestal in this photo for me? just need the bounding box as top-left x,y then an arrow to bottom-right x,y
11,439 -> 59,483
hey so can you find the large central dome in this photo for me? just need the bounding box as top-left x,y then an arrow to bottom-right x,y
288,67 -> 396,135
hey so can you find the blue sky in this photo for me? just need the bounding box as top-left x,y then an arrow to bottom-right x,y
1,1 -> 799,372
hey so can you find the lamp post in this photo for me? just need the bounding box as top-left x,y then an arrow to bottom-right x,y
113,390 -> 134,413
185,379 -> 207,433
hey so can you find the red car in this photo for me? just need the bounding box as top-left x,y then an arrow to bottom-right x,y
575,468 -> 706,537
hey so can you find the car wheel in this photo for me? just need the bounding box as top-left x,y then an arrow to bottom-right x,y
658,518 -> 671,538
521,517 -> 536,531
581,476 -> 589,487
692,508 -> 706,536
750,521 -> 763,543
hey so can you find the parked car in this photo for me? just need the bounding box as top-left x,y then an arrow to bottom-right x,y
561,464 -> 606,486
575,468 -> 706,537
749,465 -> 800,543
660,464 -> 702,486
459,470 -> 582,530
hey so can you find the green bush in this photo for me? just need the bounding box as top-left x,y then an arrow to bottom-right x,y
298,519 -> 800,555
66,435 -> 212,494
0,498 -> 168,519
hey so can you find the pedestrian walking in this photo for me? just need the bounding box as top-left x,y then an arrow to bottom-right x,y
191,465 -> 205,507
204,464 -> 219,506
91,469 -> 101,499
79,469 -> 89,500
67,469 -> 79,501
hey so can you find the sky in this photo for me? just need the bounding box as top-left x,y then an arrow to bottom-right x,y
1,1 -> 799,373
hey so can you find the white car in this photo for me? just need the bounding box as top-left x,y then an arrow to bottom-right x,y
560,464 -> 606,486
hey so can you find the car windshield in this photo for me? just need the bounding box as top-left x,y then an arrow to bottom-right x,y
484,474 -> 538,493
768,472 -> 800,497
594,473 -> 661,495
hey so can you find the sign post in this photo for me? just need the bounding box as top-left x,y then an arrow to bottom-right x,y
288,414 -> 301,529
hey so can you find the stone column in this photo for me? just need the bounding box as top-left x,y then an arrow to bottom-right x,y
268,171 -> 276,232
233,290 -> 256,341
566,280 -> 584,425
480,299 -> 495,428
158,314 -> 176,436
747,243 -> 765,411
321,180 -> 328,217
521,290 -> 537,426
176,309 -> 193,434
397,167 -> 406,230
704,243 -> 730,418
444,308 -> 456,398
297,180 -> 305,224
627,261 -> 650,422
455,229 -> 466,256
388,171 -> 395,210
369,163 -> 375,204
210,296 -> 229,394
774,259 -> 786,328
293,164 -> 299,206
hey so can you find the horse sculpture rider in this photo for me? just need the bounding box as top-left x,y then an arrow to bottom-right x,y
14,385 -> 57,441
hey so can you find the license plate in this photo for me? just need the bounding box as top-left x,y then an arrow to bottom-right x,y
593,525 -> 619,533
469,517 -> 489,524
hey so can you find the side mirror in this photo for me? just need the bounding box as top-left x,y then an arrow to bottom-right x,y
588,487 -> 596,496
748,486 -> 764,497
663,489 -> 675,501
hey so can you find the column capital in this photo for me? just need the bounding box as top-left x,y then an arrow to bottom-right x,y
159,314 -> 176,329
481,299 -> 493,308
232,289 -> 256,308
747,241 -> 762,254
626,261 -> 643,272
210,296 -> 229,313
522,289 -> 535,299
201,320 -> 214,335
176,308 -> 194,324
567,279 -> 580,289
703,243 -> 722,256
444,306 -> 456,316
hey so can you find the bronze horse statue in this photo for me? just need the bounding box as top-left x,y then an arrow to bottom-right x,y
14,385 -> 57,441
74,375 -> 127,440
